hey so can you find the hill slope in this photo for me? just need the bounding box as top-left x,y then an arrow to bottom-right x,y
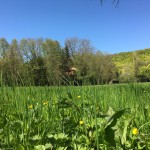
112,48 -> 150,82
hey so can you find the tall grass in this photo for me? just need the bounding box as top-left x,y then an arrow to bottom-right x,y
0,83 -> 150,149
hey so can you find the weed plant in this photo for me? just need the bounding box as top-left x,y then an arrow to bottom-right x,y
0,83 -> 150,149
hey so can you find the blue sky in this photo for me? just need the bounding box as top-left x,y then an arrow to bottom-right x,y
0,0 -> 150,54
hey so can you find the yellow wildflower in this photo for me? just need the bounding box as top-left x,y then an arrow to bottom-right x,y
77,96 -> 81,99
43,100 -> 49,105
28,104 -> 33,109
132,128 -> 138,135
79,120 -> 84,125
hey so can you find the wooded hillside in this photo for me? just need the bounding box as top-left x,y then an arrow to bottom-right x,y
112,49 -> 150,82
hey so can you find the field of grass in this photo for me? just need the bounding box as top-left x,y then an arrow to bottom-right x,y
0,83 -> 150,149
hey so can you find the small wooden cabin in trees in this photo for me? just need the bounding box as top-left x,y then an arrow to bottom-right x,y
65,67 -> 77,76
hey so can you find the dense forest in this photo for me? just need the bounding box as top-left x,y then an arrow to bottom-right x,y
0,37 -> 149,86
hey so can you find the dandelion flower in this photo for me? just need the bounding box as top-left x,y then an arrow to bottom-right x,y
28,104 -> 33,109
77,96 -> 81,99
132,128 -> 138,135
79,120 -> 84,125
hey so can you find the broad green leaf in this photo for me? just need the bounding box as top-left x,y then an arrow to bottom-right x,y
34,145 -> 45,150
45,143 -> 52,149
121,118 -> 132,145
104,108 -> 130,147
15,144 -> 25,150
106,108 -> 130,128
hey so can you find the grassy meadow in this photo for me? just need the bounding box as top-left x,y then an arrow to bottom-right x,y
0,83 -> 150,149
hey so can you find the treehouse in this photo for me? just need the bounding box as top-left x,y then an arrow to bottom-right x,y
65,67 -> 77,76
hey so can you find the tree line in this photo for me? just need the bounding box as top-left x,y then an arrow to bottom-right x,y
0,37 -> 149,86
0,37 -> 118,86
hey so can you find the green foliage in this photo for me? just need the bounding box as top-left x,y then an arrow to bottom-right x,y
0,84 -> 150,149
0,37 -> 150,86
138,64 -> 150,81
112,49 -> 150,82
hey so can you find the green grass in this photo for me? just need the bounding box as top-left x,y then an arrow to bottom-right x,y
0,83 -> 150,149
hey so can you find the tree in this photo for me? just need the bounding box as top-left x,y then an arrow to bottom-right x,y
0,38 -> 10,85
61,45 -> 73,72
138,64 -> 150,82
66,38 -> 95,85
4,39 -> 23,85
132,52 -> 145,82
64,37 -> 80,59
19,38 -> 45,85
90,51 -> 104,84
0,38 -> 9,58
29,56 -> 47,85
101,55 -> 118,84
42,39 -> 62,85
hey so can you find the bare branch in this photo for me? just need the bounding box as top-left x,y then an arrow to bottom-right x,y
112,0 -> 119,7
100,0 -> 120,6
